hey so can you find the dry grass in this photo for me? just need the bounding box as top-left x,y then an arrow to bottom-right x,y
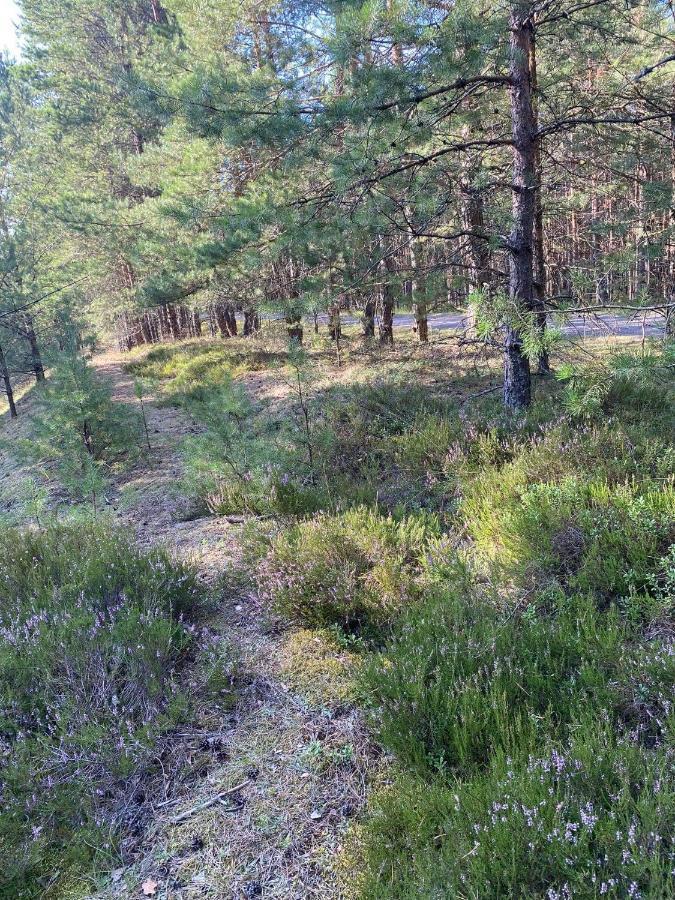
100,605 -> 374,900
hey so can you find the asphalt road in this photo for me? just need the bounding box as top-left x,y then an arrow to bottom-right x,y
309,311 -> 664,338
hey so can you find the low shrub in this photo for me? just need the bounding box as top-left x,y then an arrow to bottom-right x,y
464,472 -> 674,597
0,523 -> 203,897
315,381 -> 455,479
257,507 -> 439,634
357,561 -> 675,898
365,588 -> 666,776
354,725 -> 675,898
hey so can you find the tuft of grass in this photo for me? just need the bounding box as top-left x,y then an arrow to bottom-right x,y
125,339 -> 286,404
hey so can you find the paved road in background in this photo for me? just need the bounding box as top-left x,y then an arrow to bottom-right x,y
308,311 -> 664,338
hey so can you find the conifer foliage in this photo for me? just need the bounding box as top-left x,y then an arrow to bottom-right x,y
0,0 -> 673,409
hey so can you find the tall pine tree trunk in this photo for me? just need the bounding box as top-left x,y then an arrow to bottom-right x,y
380,282 -> 395,345
379,246 -> 395,345
407,218 -> 427,343
528,27 -> 550,375
0,343 -> 17,418
363,297 -> 376,338
504,2 -> 536,410
244,309 -> 259,336
460,173 -> 490,332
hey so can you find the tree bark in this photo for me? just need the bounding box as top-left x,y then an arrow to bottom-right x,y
0,342 -> 17,418
528,26 -> 550,375
286,315 -> 303,343
504,2 -> 535,410
378,249 -> 395,345
407,218 -> 428,343
363,297 -> 376,338
460,148 -> 491,335
328,306 -> 341,340
244,309 -> 259,336
215,302 -> 238,336
380,281 -> 395,345
23,315 -> 45,383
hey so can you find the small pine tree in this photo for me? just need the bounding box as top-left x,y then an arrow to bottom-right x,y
20,351 -> 140,510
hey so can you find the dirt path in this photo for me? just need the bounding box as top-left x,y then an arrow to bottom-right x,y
91,351 -> 372,900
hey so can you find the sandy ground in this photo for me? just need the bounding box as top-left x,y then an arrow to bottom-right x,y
83,351 -> 373,900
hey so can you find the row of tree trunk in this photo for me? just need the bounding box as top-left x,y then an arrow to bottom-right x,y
116,302 -> 262,352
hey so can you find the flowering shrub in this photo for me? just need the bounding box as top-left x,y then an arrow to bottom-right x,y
355,726 -> 675,898
0,524 -> 203,896
365,588 -> 673,773
359,584 -> 675,897
258,507 -> 439,634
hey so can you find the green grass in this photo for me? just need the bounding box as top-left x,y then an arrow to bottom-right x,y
125,338 -> 286,403
258,506 -> 441,636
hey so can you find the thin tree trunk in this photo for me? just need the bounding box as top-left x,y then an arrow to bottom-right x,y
24,316 -> 45,383
363,297 -> 375,338
0,342 -> 17,418
407,213 -> 427,343
379,247 -> 395,345
380,282 -> 395,345
411,256 -> 428,343
504,1 -> 535,410
328,306 -> 341,340
243,309 -> 259,336
286,315 -> 303,343
528,27 -> 550,375
460,151 -> 490,334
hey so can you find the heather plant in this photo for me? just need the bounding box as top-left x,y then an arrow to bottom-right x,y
354,724 -> 675,899
357,579 -> 675,897
316,381 -> 455,480
363,587 -> 673,776
0,523 -> 203,897
258,507 -> 440,635
464,472 -> 674,598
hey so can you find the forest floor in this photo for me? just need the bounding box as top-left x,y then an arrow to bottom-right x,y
0,327 -> 660,900
88,349 -> 374,900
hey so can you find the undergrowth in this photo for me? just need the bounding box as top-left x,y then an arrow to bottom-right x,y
125,336 -> 674,897
0,523 -> 203,899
